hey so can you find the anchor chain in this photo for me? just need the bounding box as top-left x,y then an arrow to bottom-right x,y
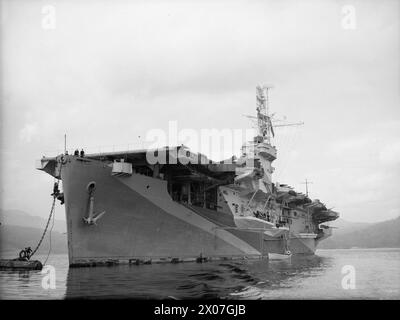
18,179 -> 61,261
29,193 -> 57,259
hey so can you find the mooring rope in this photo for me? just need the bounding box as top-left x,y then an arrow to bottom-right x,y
29,193 -> 57,259
43,202 -> 56,265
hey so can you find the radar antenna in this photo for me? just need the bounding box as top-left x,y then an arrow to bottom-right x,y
244,85 -> 304,144
255,84 -> 274,143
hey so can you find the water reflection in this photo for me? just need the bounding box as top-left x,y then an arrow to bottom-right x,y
65,255 -> 331,299
17,271 -> 32,282
2,250 -> 398,299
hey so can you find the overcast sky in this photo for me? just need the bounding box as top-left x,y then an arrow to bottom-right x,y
0,0 -> 399,223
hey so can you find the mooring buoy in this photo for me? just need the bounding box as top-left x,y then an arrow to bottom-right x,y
0,259 -> 43,271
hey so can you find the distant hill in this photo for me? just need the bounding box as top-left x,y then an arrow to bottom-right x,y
319,216 -> 400,249
0,209 -> 68,257
0,209 -> 66,233
326,218 -> 372,233
0,225 -> 68,257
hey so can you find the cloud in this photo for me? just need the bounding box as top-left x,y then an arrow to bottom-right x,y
19,123 -> 38,143
379,142 -> 400,166
328,137 -> 371,155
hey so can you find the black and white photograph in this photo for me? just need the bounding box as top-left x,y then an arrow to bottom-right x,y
0,0 -> 399,305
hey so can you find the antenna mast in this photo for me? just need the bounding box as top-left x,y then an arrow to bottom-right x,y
246,84 -> 303,145
265,86 -> 271,116
256,85 -> 274,144
301,179 -> 313,197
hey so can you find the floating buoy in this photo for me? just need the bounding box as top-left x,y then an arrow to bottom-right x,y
0,259 -> 43,271
0,181 -> 61,272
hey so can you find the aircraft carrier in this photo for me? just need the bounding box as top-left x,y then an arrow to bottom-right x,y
37,85 -> 339,267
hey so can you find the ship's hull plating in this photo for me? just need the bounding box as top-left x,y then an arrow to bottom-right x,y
61,157 -> 317,267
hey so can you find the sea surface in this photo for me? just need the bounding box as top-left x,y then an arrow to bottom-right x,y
0,248 -> 399,299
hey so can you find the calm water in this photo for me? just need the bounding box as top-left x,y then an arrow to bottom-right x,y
1,248 -> 399,299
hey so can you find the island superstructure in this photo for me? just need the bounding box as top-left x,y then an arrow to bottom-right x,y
37,85 -> 339,267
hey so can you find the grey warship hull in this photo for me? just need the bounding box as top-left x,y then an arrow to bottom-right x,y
38,154 -> 329,267
37,86 -> 338,267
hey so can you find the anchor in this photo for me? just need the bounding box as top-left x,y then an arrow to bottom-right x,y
83,181 -> 106,225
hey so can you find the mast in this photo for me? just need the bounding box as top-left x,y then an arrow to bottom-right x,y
256,85 -> 274,144
301,179 -> 313,197
253,85 -> 277,193
253,85 -> 304,145
241,85 -> 304,193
